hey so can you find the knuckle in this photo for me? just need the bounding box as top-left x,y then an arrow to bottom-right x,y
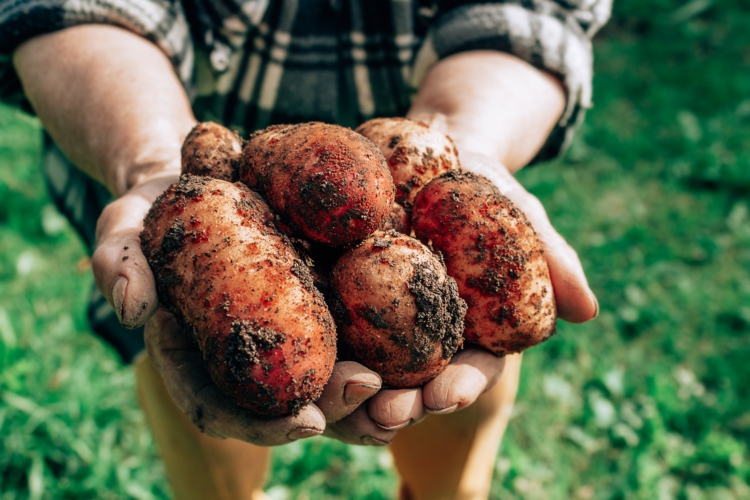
371,400 -> 391,423
143,333 -> 159,360
238,414 -> 266,443
245,429 -> 265,445
90,246 -> 110,276
187,403 -> 208,433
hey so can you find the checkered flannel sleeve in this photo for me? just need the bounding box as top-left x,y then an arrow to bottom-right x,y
422,0 -> 613,161
0,0 -> 194,108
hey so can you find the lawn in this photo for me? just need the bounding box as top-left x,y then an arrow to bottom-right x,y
1,1 -> 749,498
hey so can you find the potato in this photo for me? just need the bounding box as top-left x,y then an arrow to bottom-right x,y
329,230 -> 466,388
287,236 -> 335,297
356,117 -> 459,209
181,122 -> 243,182
240,122 -> 395,246
381,202 -> 411,234
140,175 -> 336,417
411,171 -> 556,355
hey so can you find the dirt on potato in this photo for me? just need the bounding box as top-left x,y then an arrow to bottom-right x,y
380,202 -> 411,234
356,117 -> 459,209
239,122 -> 395,246
411,171 -> 557,356
329,230 -> 466,387
140,175 -> 336,417
181,122 -> 243,182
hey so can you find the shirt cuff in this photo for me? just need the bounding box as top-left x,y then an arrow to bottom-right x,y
413,2 -> 609,163
0,0 -> 194,108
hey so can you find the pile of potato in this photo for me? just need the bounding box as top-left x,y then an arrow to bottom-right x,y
141,118 -> 556,417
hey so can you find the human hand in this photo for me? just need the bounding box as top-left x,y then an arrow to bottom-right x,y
144,309 -> 382,445
93,172 -> 384,444
321,347 -> 505,445
356,50 -> 596,445
92,174 -> 179,328
326,152 -> 598,444
459,151 -> 598,323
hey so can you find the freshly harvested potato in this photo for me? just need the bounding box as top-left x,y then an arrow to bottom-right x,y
356,117 -> 459,209
287,236 -> 335,297
181,122 -> 243,182
411,171 -> 556,356
240,122 -> 395,246
329,230 -> 466,388
381,202 -> 411,234
141,175 -> 336,417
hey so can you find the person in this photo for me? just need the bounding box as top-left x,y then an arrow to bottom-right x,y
1,0 -> 610,498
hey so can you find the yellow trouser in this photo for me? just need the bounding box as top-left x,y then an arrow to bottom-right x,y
135,354 -> 522,500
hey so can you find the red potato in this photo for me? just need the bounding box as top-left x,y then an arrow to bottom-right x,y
411,171 -> 557,356
356,117 -> 460,209
330,230 -> 466,388
287,237 -> 335,297
140,175 -> 336,417
181,122 -> 243,182
240,122 -> 395,246
381,202 -> 411,234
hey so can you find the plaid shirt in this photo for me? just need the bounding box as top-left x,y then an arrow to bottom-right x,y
0,0 -> 611,362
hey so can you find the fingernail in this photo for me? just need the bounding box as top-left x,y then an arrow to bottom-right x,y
344,383 -> 380,406
112,277 -> 127,324
425,403 -> 459,415
287,427 -> 321,441
361,436 -> 389,446
376,421 -> 410,431
591,293 -> 600,319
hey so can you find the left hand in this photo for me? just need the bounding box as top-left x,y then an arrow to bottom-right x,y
322,347 -> 504,445
326,152 -> 598,440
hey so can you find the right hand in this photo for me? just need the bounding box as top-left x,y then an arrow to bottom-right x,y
92,175 -> 384,445
92,174 -> 177,328
144,308 -> 383,445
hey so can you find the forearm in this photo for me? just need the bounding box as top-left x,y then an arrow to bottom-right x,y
13,25 -> 197,197
407,51 -> 565,173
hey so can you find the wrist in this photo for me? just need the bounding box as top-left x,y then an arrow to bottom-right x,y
121,157 -> 182,195
405,112 -> 515,185
406,110 -> 513,167
456,151 -> 518,194
407,51 -> 565,173
94,169 -> 180,246
113,118 -> 195,196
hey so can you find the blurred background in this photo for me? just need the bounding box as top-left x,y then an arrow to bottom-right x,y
1,0 -> 749,498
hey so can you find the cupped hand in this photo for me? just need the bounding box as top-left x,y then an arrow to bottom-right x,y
145,309 -> 383,446
459,151 -> 599,323
344,151 -> 597,439
336,346 -> 506,443
92,172 -> 384,445
324,347 -> 505,445
92,174 -> 178,329
90,147 -> 596,447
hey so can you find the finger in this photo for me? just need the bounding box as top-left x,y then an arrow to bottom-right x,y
460,152 -> 598,323
367,388 -> 425,430
145,310 -> 325,446
499,187 -> 598,323
93,195 -> 157,328
316,361 -> 382,423
422,348 -> 506,414
323,406 -> 397,446
92,177 -> 177,329
143,308 -> 197,372
538,228 -> 599,323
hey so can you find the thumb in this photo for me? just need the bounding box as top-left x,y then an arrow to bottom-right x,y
92,177 -> 176,328
460,152 -> 598,323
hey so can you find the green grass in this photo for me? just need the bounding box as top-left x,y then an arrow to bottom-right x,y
1,1 -> 749,498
